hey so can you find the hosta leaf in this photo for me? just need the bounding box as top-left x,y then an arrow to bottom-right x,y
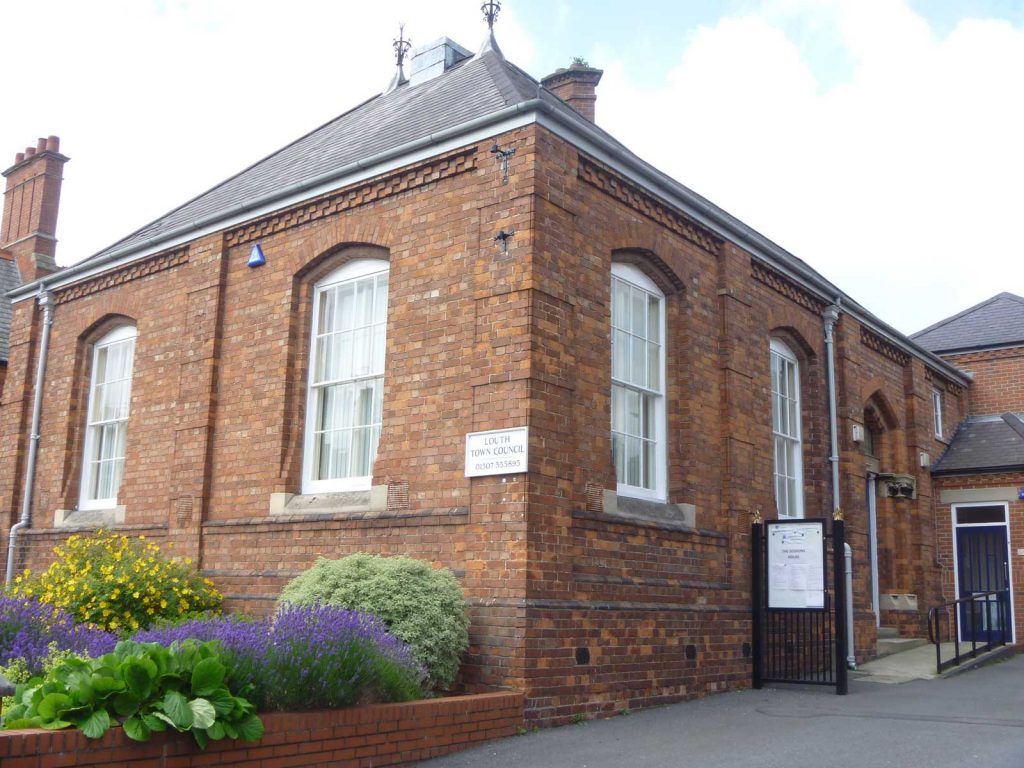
192,728 -> 209,750
123,716 -> 151,742
78,709 -> 111,739
39,719 -> 72,730
235,713 -> 264,743
190,658 -> 226,697
151,711 -> 180,730
1,717 -> 43,729
37,693 -> 72,721
91,676 -> 125,697
163,691 -> 193,729
222,720 -> 238,739
206,721 -> 226,740
189,698 -> 216,730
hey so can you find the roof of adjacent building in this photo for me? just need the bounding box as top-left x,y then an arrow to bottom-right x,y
0,258 -> 20,361
911,292 -> 1024,354
932,413 -> 1024,475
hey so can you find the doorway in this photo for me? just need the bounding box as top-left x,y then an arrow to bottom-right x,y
953,503 -> 1013,643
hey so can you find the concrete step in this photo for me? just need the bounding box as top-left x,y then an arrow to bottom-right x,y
876,636 -> 929,659
877,626 -> 900,639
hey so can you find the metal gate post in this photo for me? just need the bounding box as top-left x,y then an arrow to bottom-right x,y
752,510 -> 764,689
832,509 -> 848,695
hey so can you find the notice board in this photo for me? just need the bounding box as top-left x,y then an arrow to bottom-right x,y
766,520 -> 825,609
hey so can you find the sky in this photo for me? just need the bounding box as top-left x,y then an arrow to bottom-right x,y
1,0 -> 1022,335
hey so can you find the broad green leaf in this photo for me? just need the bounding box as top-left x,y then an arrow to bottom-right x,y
37,693 -> 72,721
151,711 -> 179,730
142,713 -> 168,732
189,698 -> 216,730
163,691 -> 193,729
235,713 -> 264,743
39,719 -> 72,730
192,728 -> 209,750
113,692 -> 141,717
124,661 -> 154,700
206,721 -> 226,740
206,687 -> 235,716
190,658 -> 226,697
91,675 -> 125,696
222,720 -> 238,739
123,716 -> 151,742
78,709 -> 111,739
1,716 -> 43,729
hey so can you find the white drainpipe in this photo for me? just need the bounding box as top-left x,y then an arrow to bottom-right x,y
5,286 -> 55,585
845,542 -> 856,669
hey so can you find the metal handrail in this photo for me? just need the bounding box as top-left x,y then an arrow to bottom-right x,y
927,589 -> 1010,675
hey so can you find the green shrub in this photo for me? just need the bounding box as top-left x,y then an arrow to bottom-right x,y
278,554 -> 469,690
9,530 -> 222,634
0,639 -> 263,749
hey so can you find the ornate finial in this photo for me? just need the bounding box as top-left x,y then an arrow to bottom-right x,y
393,23 -> 411,68
751,508 -> 763,525
833,507 -> 844,522
482,0 -> 501,31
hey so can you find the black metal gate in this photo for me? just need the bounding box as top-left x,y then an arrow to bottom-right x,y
752,512 -> 848,694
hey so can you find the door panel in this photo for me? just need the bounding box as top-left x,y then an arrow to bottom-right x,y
955,525 -> 1009,642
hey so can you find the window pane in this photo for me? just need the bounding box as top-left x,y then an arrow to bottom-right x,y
642,440 -> 655,489
630,287 -> 646,335
612,329 -> 629,381
613,279 -> 630,330
648,342 -> 660,391
626,388 -> 641,436
612,433 -> 626,482
630,335 -> 646,388
625,436 -> 641,486
648,295 -> 660,343
611,385 -> 625,432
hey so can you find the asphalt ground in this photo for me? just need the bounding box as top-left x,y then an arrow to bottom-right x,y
418,654 -> 1024,767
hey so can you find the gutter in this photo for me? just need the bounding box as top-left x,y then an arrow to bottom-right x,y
5,286 -> 55,584
7,97 -> 971,387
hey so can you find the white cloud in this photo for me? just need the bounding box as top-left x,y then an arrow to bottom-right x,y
598,0 -> 1024,333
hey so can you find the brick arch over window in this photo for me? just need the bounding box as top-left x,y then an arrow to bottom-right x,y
278,244 -> 391,489
611,248 -> 684,295
59,314 -> 139,510
863,390 -> 902,472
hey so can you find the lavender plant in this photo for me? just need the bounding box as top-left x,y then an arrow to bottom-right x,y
134,604 -> 425,710
0,596 -> 117,675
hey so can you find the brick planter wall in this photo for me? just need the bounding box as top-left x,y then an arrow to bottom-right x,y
0,691 -> 523,768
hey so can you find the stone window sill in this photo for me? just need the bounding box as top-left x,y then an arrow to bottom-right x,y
54,506 -> 126,528
601,490 -> 697,529
269,487 -> 388,518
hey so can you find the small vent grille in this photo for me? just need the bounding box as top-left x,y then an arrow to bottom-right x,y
387,481 -> 410,512
585,483 -> 604,513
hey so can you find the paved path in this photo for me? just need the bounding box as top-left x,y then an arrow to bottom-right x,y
419,654 -> 1024,768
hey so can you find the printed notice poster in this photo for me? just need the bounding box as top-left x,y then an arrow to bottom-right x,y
767,521 -> 825,609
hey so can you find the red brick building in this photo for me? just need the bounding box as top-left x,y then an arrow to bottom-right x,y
0,24 -> 1000,722
912,293 -> 1024,650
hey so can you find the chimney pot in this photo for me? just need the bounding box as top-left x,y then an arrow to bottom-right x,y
15,152 -> 24,163
36,138 -> 47,152
46,136 -> 60,152
25,147 -> 36,157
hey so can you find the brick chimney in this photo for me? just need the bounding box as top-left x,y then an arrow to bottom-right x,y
541,61 -> 604,123
1,135 -> 68,281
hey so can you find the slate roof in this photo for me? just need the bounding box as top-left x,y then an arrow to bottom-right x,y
932,413 -> 1024,475
911,293 -> 1024,353
86,48 -> 597,263
0,257 -> 20,361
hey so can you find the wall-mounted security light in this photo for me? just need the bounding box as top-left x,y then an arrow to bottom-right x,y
851,424 -> 865,443
919,452 -> 930,468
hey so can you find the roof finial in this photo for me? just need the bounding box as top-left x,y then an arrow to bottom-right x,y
482,1 -> 501,31
393,23 -> 411,69
385,23 -> 412,94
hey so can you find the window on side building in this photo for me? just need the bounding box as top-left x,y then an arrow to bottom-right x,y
611,263 -> 666,501
932,388 -> 944,439
303,259 -> 389,494
80,325 -> 137,510
770,338 -> 803,519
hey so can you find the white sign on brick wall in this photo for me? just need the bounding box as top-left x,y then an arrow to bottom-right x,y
464,427 -> 528,477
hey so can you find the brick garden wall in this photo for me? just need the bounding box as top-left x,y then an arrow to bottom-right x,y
0,691 -> 523,768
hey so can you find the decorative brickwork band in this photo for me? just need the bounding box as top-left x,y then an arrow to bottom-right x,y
578,155 -> 723,254
924,366 -> 964,395
750,260 -> 827,314
860,326 -> 911,367
225,148 -> 477,248
55,248 -> 189,303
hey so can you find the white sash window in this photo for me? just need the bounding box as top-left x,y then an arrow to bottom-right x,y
770,338 -> 803,518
